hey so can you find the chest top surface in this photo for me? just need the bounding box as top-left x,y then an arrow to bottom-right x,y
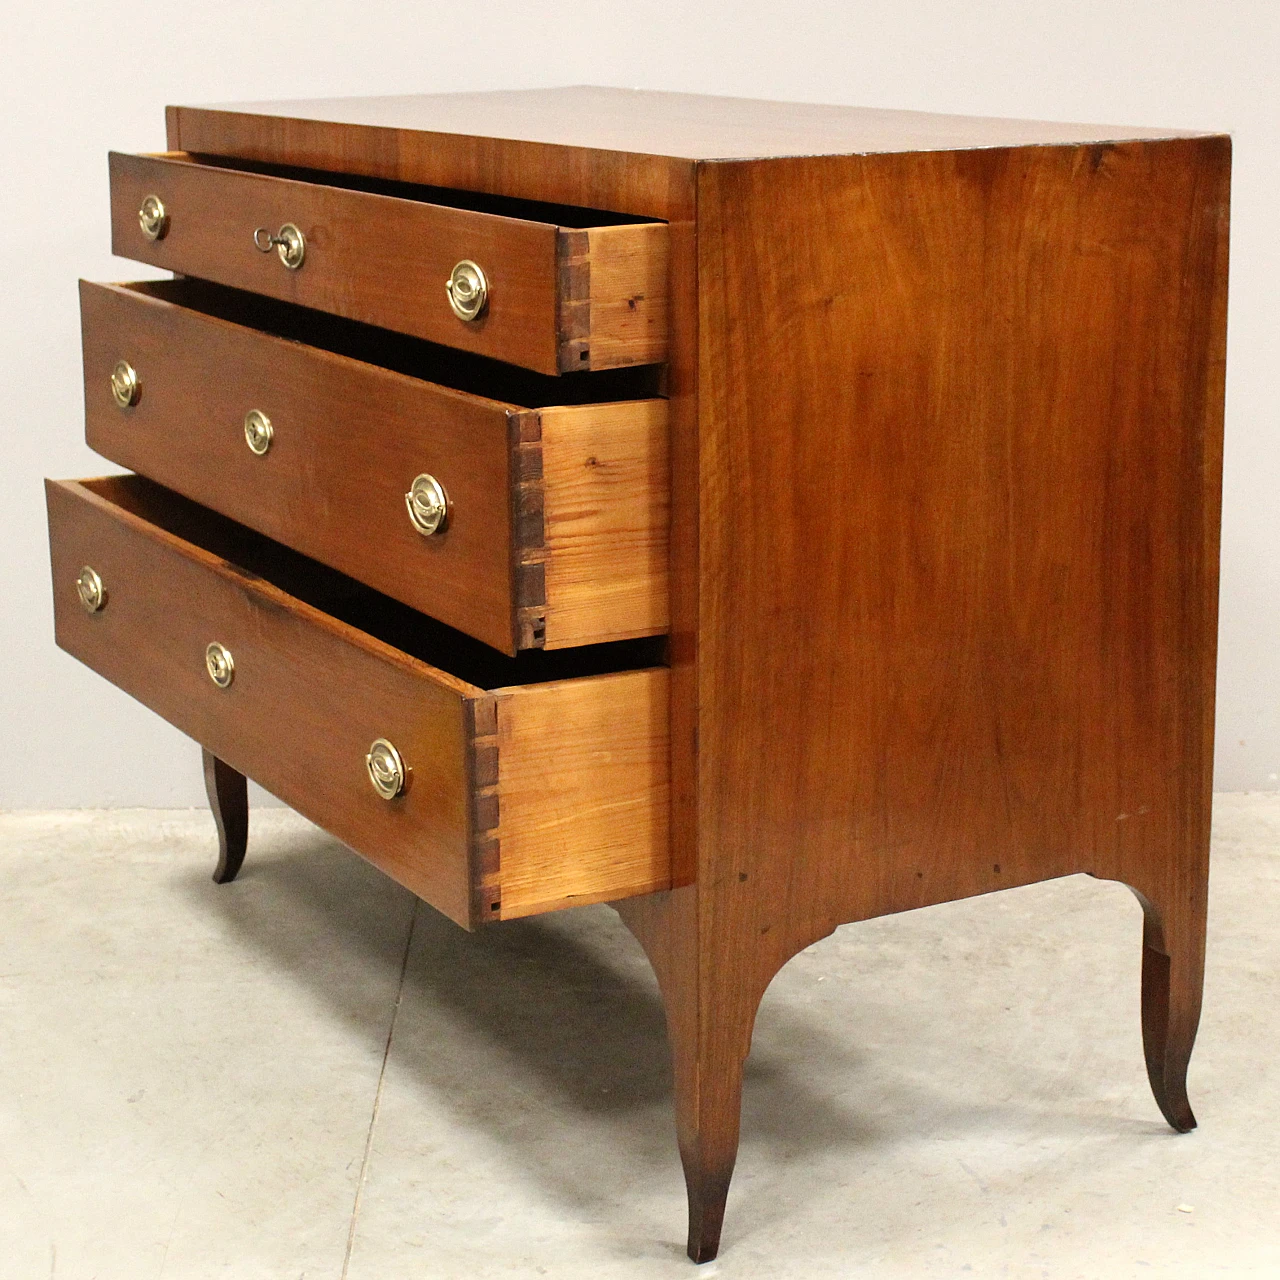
177,85 -> 1209,161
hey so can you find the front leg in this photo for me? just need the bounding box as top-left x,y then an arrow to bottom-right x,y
617,888 -> 780,1263
203,748 -> 248,884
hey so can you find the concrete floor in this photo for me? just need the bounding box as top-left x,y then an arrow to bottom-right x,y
2,797 -> 1277,1279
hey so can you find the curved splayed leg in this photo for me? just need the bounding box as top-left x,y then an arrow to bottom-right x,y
616,888 -> 792,1263
203,748 -> 248,885
1129,884 -> 1206,1133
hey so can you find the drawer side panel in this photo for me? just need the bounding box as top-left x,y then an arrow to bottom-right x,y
580,222 -> 671,372
493,668 -> 671,918
534,400 -> 670,648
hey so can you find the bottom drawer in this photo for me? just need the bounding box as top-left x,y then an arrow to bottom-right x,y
46,475 -> 670,926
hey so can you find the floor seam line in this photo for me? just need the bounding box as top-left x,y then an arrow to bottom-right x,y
341,898 -> 418,1280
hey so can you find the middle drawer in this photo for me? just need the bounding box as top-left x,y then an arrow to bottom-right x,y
81,278 -> 669,656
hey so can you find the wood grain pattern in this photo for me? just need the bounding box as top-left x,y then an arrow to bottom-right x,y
167,99 -> 698,223
70,92 -> 1230,1262
515,400 -> 670,650
47,475 -> 671,926
558,223 -> 670,372
171,86 -> 1206,168
493,669 -> 670,919
109,151 -> 668,375
157,98 -> 706,914
80,279 -> 517,652
48,475 -> 482,926
625,134 -> 1230,1260
695,135 -> 1228,942
80,279 -> 671,653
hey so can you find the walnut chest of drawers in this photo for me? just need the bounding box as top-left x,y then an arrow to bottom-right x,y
46,87 -> 1230,1262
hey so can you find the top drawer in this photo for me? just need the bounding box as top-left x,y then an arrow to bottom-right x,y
109,152 -> 669,376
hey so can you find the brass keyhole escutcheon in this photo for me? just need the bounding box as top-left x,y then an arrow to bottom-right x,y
405,473 -> 448,537
205,642 -> 235,689
244,409 -> 273,456
366,738 -> 407,800
76,566 -> 106,614
138,194 -> 168,241
446,260 -> 488,321
111,360 -> 141,409
253,223 -> 306,270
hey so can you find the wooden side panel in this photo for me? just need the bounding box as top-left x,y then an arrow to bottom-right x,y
109,151 -> 563,374
531,400 -> 670,649
46,476 -> 482,927
80,281 -> 519,653
694,137 -> 1231,966
494,669 -> 671,918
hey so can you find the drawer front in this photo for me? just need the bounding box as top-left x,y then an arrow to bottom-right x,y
46,476 -> 670,925
81,280 -> 517,654
109,152 -> 669,375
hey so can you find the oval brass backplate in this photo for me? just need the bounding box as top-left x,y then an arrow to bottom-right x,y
205,642 -> 235,689
111,360 -> 140,409
404,473 -> 448,536
76,566 -> 106,614
366,738 -> 407,800
253,223 -> 306,269
446,260 -> 488,321
276,223 -> 306,270
138,193 -> 168,241
244,409 -> 273,456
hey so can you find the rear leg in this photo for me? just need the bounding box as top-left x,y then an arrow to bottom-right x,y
1130,886 -> 1206,1132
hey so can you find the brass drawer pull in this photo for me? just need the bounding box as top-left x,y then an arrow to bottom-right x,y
253,223 -> 306,270
366,738 -> 407,799
446,260 -> 488,321
138,194 -> 168,241
244,409 -> 273,456
111,359 -> 141,408
76,566 -> 107,613
205,642 -> 235,689
405,473 -> 448,536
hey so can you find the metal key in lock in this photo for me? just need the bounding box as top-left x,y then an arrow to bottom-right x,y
253,223 -> 306,270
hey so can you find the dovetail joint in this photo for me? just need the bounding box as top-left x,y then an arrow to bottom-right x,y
511,410 -> 548,650
556,229 -> 591,371
466,696 -> 501,923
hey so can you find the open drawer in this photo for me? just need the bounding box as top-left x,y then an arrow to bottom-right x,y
46,475 -> 671,926
80,279 -> 669,654
108,151 -> 669,375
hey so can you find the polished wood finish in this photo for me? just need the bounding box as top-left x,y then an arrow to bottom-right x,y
169,87 -> 1202,203
49,474 -> 478,925
46,475 -> 672,927
81,278 -> 512,652
167,93 -> 707,907
203,749 -> 248,883
108,151 -> 668,375
629,134 -> 1229,1260
80,278 -> 668,653
53,90 -> 1230,1263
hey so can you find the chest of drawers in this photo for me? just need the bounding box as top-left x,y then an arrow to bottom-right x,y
46,88 -> 1230,1262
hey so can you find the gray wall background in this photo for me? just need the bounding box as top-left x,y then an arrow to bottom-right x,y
2,0 -> 1275,807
